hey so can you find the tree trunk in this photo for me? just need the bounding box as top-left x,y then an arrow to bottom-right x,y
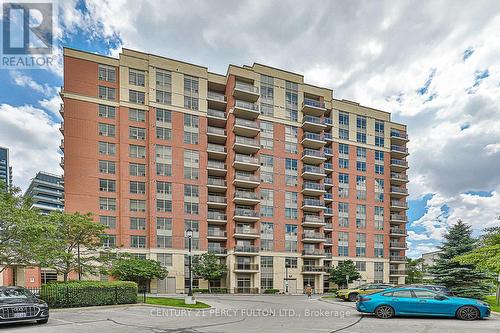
63,273 -> 68,282
208,281 -> 211,293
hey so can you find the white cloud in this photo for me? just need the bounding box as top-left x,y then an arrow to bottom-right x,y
484,143 -> 500,156
10,71 -> 56,96
39,95 -> 63,119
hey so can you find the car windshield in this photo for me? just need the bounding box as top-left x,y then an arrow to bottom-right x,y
0,288 -> 35,304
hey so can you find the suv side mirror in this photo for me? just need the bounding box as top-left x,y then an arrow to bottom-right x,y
434,295 -> 447,301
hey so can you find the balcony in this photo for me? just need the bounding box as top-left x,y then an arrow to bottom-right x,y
302,182 -> 326,196
302,98 -> 326,116
302,215 -> 325,227
323,117 -> 333,128
302,249 -> 326,258
207,143 -> 227,160
234,263 -> 259,272
233,190 -> 260,205
59,139 -> 64,152
301,265 -> 326,274
389,269 -> 408,276
301,132 -> 326,149
324,162 -> 333,172
207,194 -> 227,208
302,115 -> 326,133
233,100 -> 260,119
207,91 -> 227,110
324,223 -> 333,231
60,156 -> 64,169
302,232 -> 325,243
207,126 -> 227,144
233,153 -> 260,171
207,109 -> 227,127
390,158 -> 409,171
391,172 -> 409,185
324,237 -> 333,246
207,211 -> 227,224
59,122 -> 64,134
390,186 -> 409,197
324,177 -> 333,187
390,214 -> 408,223
390,241 -> 408,250
302,165 -> 326,180
207,177 -> 227,192
233,82 -> 260,103
324,193 -> 333,202
207,160 -> 227,176
390,227 -> 407,236
234,118 -> 260,137
390,130 -> 409,144
324,207 -> 334,216
390,255 -> 406,263
234,208 -> 260,222
234,227 -> 260,239
302,198 -> 325,212
324,252 -> 333,259
323,133 -> 333,141
207,229 -> 227,240
302,149 -> 326,165
233,171 -> 260,189
324,147 -> 333,156
391,200 -> 408,211
233,136 -> 260,154
391,144 -> 409,157
208,246 -> 227,256
234,245 -> 260,255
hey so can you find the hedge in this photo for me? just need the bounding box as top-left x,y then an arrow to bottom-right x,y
263,288 -> 280,294
193,288 -> 228,294
40,281 -> 138,308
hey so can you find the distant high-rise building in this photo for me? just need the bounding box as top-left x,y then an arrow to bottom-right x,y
25,171 -> 64,214
0,146 -> 11,191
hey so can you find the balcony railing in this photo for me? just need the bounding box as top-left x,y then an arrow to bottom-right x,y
235,245 -> 259,253
390,242 -> 407,248
391,159 -> 408,167
303,182 -> 325,191
391,214 -> 407,222
207,195 -> 227,204
207,109 -> 227,119
235,118 -> 259,129
324,133 -> 332,141
235,82 -> 259,94
302,149 -> 325,158
391,145 -> 408,153
207,91 -> 226,101
391,187 -> 408,194
302,215 -> 324,224
324,193 -> 333,200
235,191 -> 259,200
207,211 -> 227,221
391,200 -> 408,208
303,199 -> 325,207
235,136 -> 259,146
390,255 -> 406,262
302,232 -> 325,240
324,223 -> 333,230
235,153 -> 259,164
207,143 -> 226,153
324,178 -> 333,185
324,162 -> 333,170
234,208 -> 260,218
324,118 -> 333,126
390,227 -> 406,235
302,265 -> 326,272
303,165 -> 325,174
390,130 -> 408,139
390,269 -> 408,275
303,98 -> 325,109
235,227 -> 259,235
303,132 -> 324,141
207,126 -> 227,136
235,99 -> 259,111
207,229 -> 227,237
207,160 -> 226,169
235,263 -> 259,270
324,208 -> 333,215
303,115 -> 323,124
207,178 -> 227,187
391,173 -> 409,181
235,172 -> 259,182
208,246 -> 227,254
324,148 -> 333,156
302,249 -> 325,256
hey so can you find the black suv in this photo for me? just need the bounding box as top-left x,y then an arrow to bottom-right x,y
0,286 -> 49,325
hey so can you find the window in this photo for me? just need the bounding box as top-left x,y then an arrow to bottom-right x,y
129,90 -> 145,104
356,116 -> 366,129
260,75 -> 274,101
184,114 -> 199,144
98,123 -> 115,137
130,181 -> 146,194
338,202 -> 349,227
339,158 -> 349,169
339,173 -> 349,198
356,146 -> 366,158
374,262 -> 384,283
413,290 -> 438,298
260,189 -> 274,218
375,150 -> 384,161
260,103 -> 274,117
129,108 -> 146,122
157,253 -> 173,266
156,90 -> 171,104
375,120 -> 384,134
99,160 -> 115,174
184,75 -> 199,110
391,290 -> 413,298
338,232 -> 349,256
129,69 -> 145,86
356,132 -> 366,143
356,205 -> 366,228
374,234 -> 384,258
98,86 -> 116,100
156,70 -> 172,104
129,163 -> 146,176
375,164 -> 384,175
285,192 -> 298,219
130,217 -> 146,230
157,199 -> 172,212
130,199 -> 146,212
355,261 -> 366,272
339,112 -> 349,126
339,143 -> 349,155
285,257 -> 298,268
356,233 -> 366,257
99,197 -> 116,211
131,235 -> 146,248
99,179 -> 116,192
184,220 -> 200,249
129,126 -> 146,140
98,65 -> 116,82
98,105 -> 115,119
157,217 -> 173,249
99,215 -> 116,229
356,161 -> 366,172
375,136 -> 384,147
156,108 -> 172,123
260,121 -> 274,150
375,206 -> 384,230
98,142 -> 116,156
156,127 -> 172,140
130,145 -> 146,158
184,149 -> 199,180
285,81 -> 298,121
184,184 -> 199,215
285,126 -> 298,153
285,158 -> 298,186
102,234 -> 116,248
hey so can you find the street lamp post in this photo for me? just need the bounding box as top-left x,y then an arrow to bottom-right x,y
185,228 -> 195,304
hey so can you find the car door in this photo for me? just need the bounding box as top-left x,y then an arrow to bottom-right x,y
412,289 -> 451,315
386,290 -> 418,314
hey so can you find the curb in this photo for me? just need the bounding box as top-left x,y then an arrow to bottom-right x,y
137,302 -> 213,311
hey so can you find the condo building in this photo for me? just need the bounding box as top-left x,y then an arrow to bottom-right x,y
25,171 -> 65,214
0,146 -> 12,191
60,47 -> 409,293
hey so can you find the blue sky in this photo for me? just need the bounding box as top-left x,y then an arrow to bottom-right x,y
1,0 -> 500,258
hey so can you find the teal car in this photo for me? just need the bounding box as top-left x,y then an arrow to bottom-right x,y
356,287 -> 490,320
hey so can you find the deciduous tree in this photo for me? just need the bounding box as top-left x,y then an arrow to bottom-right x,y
192,253 -> 227,292
328,260 -> 361,288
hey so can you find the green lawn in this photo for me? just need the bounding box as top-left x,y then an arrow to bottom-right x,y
140,296 -> 210,309
321,295 -> 337,299
485,295 -> 500,313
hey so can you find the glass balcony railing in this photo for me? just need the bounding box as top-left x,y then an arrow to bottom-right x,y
207,195 -> 227,204
391,214 -> 407,221
207,109 -> 226,119
391,173 -> 409,181
235,227 -> 259,235
207,143 -> 226,153
234,208 -> 260,218
234,191 -> 259,200
391,145 -> 408,153
303,182 -> 325,191
207,211 -> 227,221
235,154 -> 259,164
303,115 -> 323,124
391,159 -> 408,167
324,193 -> 333,200
235,245 -> 259,253
207,160 -> 226,169
303,165 -> 325,174
235,99 -> 259,111
390,130 -> 408,139
303,132 -> 323,141
390,227 -> 406,235
302,149 -> 325,158
207,126 -> 227,136
324,208 -> 333,215
235,118 -> 259,129
235,263 -> 259,270
390,187 -> 408,194
303,98 -> 325,109
391,200 -> 408,208
207,229 -> 227,237
208,246 -> 227,254
303,215 -> 324,224
235,171 -> 259,182
324,148 -> 333,156
207,91 -> 226,101
303,199 -> 325,207
302,232 -> 325,240
207,178 -> 227,187
324,162 -> 333,170
235,82 -> 259,94
324,178 -> 333,185
235,136 -> 259,146
302,249 -> 325,256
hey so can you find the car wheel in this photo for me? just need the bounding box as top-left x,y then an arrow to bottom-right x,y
36,319 -> 49,324
457,306 -> 479,321
348,293 -> 359,302
375,305 -> 394,319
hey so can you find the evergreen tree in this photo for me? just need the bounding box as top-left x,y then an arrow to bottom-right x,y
429,220 -> 491,299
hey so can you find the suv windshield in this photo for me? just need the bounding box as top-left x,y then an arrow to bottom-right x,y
0,288 -> 36,304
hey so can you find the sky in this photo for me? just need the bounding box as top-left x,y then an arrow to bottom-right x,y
0,0 -> 499,258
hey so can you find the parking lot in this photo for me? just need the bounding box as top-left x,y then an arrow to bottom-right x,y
1,295 -> 498,333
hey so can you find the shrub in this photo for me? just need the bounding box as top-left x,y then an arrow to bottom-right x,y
263,288 -> 279,294
40,280 -> 138,308
193,288 -> 228,294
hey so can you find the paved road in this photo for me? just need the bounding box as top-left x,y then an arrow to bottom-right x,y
2,295 -> 498,333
